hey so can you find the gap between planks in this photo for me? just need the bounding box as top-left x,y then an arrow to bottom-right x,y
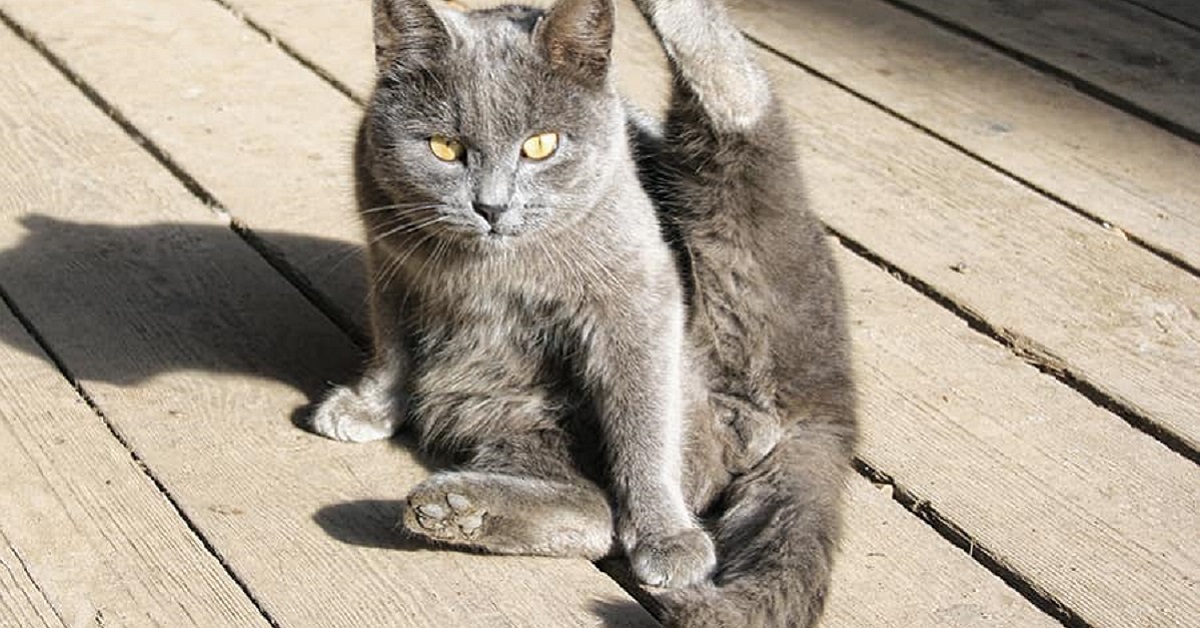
0,9 -> 363,353
828,229 -> 1200,466
877,0 -> 1200,145
852,460 -> 1087,628
208,0 -> 362,106
743,32 -> 1200,279
0,272 -> 283,628
1118,0 -> 1200,31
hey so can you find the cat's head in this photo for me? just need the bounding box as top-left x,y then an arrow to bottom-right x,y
361,0 -> 623,249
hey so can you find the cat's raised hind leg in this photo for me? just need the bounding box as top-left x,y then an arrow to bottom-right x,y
634,0 -> 792,472
403,471 -> 616,558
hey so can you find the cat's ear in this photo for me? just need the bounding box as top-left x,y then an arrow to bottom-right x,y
535,0 -> 614,87
373,0 -> 452,73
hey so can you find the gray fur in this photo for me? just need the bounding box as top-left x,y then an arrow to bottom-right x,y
308,0 -> 856,625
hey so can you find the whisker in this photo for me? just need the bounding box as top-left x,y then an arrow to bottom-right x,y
374,223 -> 447,297
313,240 -> 368,283
368,215 -> 447,245
312,217 -> 441,285
394,226 -> 451,313
360,201 -> 444,215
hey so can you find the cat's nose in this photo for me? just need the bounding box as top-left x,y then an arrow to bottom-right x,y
473,202 -> 508,226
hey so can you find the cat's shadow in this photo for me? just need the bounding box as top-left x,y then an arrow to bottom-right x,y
313,500 -> 660,626
312,499 -> 417,551
0,214 -> 368,399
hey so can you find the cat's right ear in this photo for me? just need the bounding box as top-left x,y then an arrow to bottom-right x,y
535,0 -> 614,87
373,0 -> 452,74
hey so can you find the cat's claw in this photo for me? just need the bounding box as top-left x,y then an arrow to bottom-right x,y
307,385 -> 397,443
631,527 -> 716,588
404,486 -> 488,542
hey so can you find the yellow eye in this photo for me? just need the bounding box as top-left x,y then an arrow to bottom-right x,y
521,132 -> 559,160
429,135 -> 463,162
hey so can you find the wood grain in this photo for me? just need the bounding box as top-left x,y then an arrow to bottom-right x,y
0,20 -> 654,628
838,246 -> 1200,627
750,43 -> 1200,458
1128,0 -> 1200,28
896,0 -> 1200,136
0,307 -> 271,627
0,532 -> 66,628
730,0 -> 1200,272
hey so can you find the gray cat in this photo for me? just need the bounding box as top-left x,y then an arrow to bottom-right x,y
307,0 -> 856,625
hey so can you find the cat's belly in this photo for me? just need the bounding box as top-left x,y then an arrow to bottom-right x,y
407,383 -> 569,451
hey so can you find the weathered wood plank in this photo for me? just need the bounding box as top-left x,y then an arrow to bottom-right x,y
758,28 -> 1200,457
0,19 -> 654,628
0,307 -> 271,628
896,0 -> 1200,137
216,0 -> 376,99
3,0 -> 371,329
0,532 -> 65,628
822,479 -> 1056,628
837,246 -> 1200,628
729,0 -> 1200,272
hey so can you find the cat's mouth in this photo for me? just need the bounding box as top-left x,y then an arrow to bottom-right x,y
477,228 -> 524,249
431,221 -> 520,249
483,223 -> 527,238
471,208 -> 544,240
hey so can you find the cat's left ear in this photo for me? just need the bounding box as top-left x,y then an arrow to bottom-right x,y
535,0 -> 614,87
373,0 -> 453,74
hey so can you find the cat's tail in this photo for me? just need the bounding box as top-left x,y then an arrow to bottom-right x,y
661,419 -> 855,628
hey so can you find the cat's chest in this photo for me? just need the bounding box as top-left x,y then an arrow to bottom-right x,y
406,289 -> 577,393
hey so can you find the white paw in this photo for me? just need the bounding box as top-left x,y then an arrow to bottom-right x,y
631,526 -> 716,588
308,385 -> 397,443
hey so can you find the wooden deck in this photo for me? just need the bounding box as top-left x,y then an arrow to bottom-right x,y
1,0 -> 1196,626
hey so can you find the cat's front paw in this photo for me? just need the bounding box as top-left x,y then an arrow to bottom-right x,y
306,385 -> 397,443
631,527 -> 716,588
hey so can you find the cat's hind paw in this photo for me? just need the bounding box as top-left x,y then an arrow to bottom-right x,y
403,482 -> 487,543
631,527 -> 716,589
306,385 -> 398,443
